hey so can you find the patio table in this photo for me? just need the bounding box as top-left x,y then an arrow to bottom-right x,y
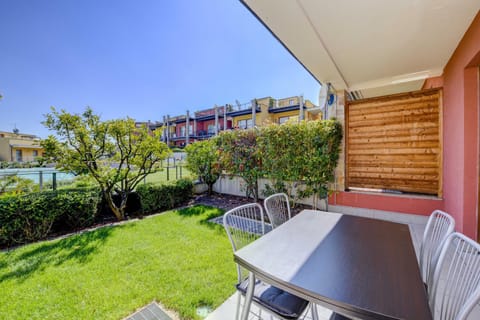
234,210 -> 432,320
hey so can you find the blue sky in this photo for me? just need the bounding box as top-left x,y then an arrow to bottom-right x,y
0,0 -> 319,138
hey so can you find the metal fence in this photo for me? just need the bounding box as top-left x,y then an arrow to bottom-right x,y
0,169 -> 75,191
0,154 -> 192,192
155,157 -> 190,182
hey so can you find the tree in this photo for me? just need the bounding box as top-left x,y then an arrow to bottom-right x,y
184,140 -> 220,195
215,129 -> 263,201
41,107 -> 171,220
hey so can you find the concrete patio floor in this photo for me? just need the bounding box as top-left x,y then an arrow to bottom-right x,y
205,206 -> 480,320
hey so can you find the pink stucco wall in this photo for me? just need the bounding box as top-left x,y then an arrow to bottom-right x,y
442,11 -> 480,239
330,192 -> 443,216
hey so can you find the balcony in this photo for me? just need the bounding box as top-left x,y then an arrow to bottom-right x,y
226,102 -> 261,117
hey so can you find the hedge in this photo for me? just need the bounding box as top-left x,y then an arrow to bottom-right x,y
215,119 -> 343,207
0,179 -> 193,248
0,188 -> 101,247
136,178 -> 193,214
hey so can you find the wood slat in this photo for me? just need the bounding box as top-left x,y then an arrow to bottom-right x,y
348,127 -> 439,139
348,161 -> 439,169
349,154 -> 438,162
349,134 -> 439,145
348,166 -> 438,175
348,114 -> 438,129
348,178 -> 438,195
348,141 -> 439,150
348,104 -> 438,121
348,172 -> 438,182
348,98 -> 439,116
349,121 -> 438,134
348,89 -> 440,107
346,89 -> 441,196
349,148 -> 439,155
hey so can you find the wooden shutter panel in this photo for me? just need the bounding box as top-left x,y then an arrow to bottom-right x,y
346,89 -> 442,196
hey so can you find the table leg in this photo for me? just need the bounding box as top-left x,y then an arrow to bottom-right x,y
311,303 -> 319,320
240,271 -> 255,320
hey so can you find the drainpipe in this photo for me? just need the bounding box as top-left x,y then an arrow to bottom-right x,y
251,99 -> 257,127
214,105 -> 219,135
186,110 -> 190,145
299,95 -> 304,122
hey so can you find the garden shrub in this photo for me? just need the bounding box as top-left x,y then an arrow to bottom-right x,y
215,120 -> 342,208
184,140 -> 221,195
136,178 -> 193,214
214,129 -> 262,201
0,188 -> 101,247
52,188 -> 101,230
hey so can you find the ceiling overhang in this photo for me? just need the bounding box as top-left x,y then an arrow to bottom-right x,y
241,0 -> 480,98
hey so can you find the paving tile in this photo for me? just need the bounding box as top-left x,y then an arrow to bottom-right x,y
125,302 -> 172,320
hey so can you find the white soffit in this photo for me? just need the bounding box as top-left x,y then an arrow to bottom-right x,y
241,0 -> 480,95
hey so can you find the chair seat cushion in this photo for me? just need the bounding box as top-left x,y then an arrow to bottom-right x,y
237,279 -> 308,319
329,312 -> 351,320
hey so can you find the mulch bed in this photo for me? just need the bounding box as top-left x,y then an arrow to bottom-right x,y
190,192 -> 313,216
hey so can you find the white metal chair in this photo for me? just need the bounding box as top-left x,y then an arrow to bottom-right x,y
223,203 -> 311,320
429,232 -> 480,320
419,210 -> 455,290
264,193 -> 291,229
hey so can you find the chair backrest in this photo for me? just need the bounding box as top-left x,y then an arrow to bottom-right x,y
420,210 -> 455,289
429,232 -> 480,320
264,193 -> 291,228
223,203 -> 265,282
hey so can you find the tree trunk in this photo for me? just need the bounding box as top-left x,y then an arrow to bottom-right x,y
207,183 -> 213,195
104,191 -> 124,221
119,192 -> 129,218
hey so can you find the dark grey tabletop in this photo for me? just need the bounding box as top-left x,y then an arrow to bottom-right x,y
234,210 -> 432,320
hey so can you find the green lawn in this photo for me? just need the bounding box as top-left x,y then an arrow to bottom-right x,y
144,166 -> 194,185
0,206 -> 236,320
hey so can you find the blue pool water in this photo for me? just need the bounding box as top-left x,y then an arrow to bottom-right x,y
0,168 -> 75,183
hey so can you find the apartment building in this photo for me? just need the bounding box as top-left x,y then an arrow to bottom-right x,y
145,95 -> 320,147
0,130 -> 43,162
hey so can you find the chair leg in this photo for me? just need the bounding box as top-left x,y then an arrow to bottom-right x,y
240,272 -> 256,320
235,292 -> 241,320
311,304 -> 319,320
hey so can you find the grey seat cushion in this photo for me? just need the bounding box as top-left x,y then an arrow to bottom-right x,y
329,312 -> 351,320
236,279 -> 308,319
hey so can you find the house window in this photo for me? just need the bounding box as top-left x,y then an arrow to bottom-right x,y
188,125 -> 193,135
180,126 -> 186,137
279,116 -> 290,124
33,150 -> 38,158
279,116 -> 298,124
289,99 -> 295,106
207,124 -> 215,134
238,119 -> 253,129
15,149 -> 22,162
